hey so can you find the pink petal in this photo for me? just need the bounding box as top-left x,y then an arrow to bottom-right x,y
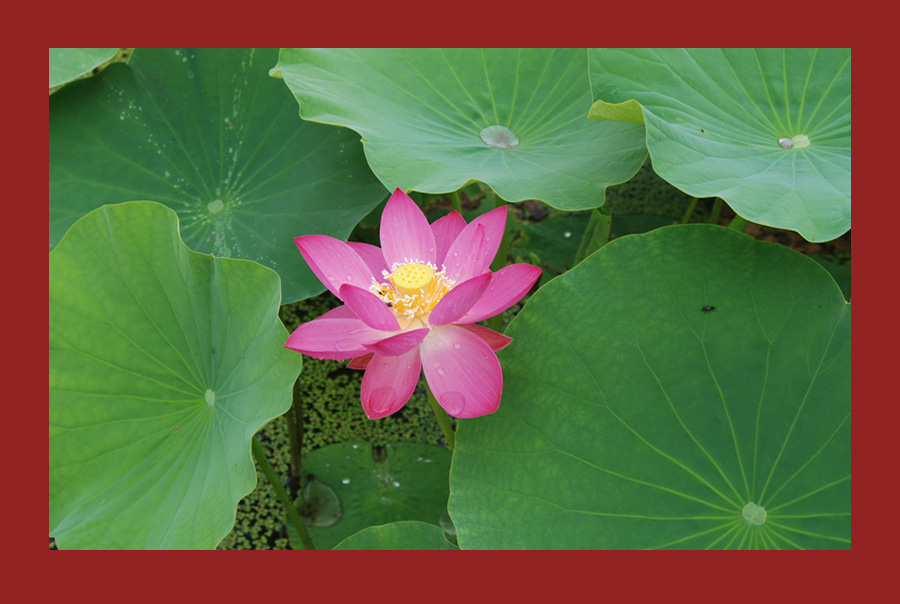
347,241 -> 389,278
442,206 -> 508,283
363,328 -> 429,356
420,325 -> 503,418
361,348 -> 422,419
443,223 -> 485,283
295,235 -> 375,300
284,316 -> 390,360
347,354 -> 374,370
339,284 -> 400,331
431,211 -> 467,267
457,263 -> 542,324
380,188 -> 436,268
457,324 -> 513,352
428,272 -> 492,327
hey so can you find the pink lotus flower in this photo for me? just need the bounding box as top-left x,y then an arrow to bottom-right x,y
285,188 -> 541,419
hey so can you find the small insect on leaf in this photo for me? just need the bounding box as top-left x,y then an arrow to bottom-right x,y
701,305 -> 716,313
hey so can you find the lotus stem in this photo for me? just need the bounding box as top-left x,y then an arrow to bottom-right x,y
426,384 -> 456,452
728,215 -> 749,233
449,190 -> 463,214
251,435 -> 315,550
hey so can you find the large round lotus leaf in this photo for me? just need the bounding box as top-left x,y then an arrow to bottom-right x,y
588,48 -> 850,242
49,48 -> 120,91
333,521 -> 457,550
449,225 -> 850,549
49,47 -> 387,303
299,441 -> 451,550
273,48 -> 647,210
49,201 -> 302,549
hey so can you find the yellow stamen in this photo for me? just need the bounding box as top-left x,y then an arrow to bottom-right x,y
371,261 -> 455,328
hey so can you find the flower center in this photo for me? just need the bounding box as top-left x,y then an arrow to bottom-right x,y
391,263 -> 434,295
371,261 -> 455,329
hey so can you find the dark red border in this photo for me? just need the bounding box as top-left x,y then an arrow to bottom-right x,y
31,5 -> 882,600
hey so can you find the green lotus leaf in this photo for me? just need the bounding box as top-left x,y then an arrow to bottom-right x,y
508,213 -> 589,283
49,48 -> 121,92
333,521 -> 457,550
450,224 -> 850,549
49,201 -> 302,549
49,48 -> 387,303
811,255 -> 850,300
297,441 -> 452,550
274,48 -> 647,210
588,49 -> 850,242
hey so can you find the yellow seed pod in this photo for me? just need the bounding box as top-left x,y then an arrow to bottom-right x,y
391,263 -> 434,294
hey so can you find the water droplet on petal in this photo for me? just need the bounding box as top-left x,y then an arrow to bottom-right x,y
368,386 -> 397,415
480,125 -> 519,150
335,339 -> 358,351
437,368 -> 445,376
453,343 -> 461,350
440,391 -> 466,416
345,274 -> 353,281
